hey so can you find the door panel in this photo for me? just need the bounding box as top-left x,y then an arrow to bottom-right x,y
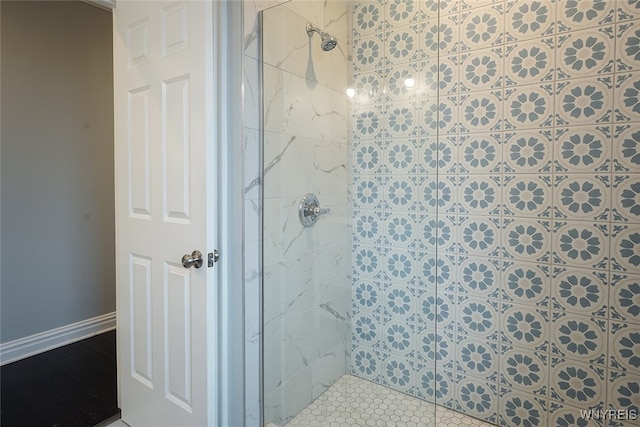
114,1 -> 214,426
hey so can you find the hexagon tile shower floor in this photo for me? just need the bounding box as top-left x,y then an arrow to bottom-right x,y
280,375 -> 492,427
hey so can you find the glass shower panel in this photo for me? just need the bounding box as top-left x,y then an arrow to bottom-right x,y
261,2 -> 352,426
261,1 -> 439,426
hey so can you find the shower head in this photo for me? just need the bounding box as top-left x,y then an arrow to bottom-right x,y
306,23 -> 338,51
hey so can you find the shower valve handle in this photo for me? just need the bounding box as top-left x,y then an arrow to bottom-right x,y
299,193 -> 331,227
307,206 -> 331,217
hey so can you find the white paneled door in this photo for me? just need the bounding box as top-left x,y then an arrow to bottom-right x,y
114,1 -> 216,426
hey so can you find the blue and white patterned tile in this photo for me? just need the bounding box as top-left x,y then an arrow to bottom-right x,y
419,138 -> 457,174
422,15 -> 458,57
416,328 -> 455,369
423,0 -> 458,18
502,175 -> 553,218
499,390 -> 548,427
501,303 -> 550,352
455,336 -> 499,383
505,84 -> 555,130
613,124 -> 640,173
352,69 -> 385,105
556,0 -> 615,33
385,24 -> 423,65
607,370 -> 640,426
353,243 -> 384,278
384,102 -> 420,137
551,267 -> 609,318
501,261 -> 551,307
419,215 -> 455,252
457,216 -> 502,257
614,72 -> 640,123
618,0 -> 640,22
416,289 -> 456,330
350,344 -> 381,381
610,225 -> 640,273
383,138 -> 423,175
459,0 -> 503,12
419,176 -> 457,214
353,105 -> 385,140
552,221 -> 609,270
609,273 -> 640,322
553,174 -> 611,222
459,46 -> 504,92
609,321 -> 640,372
556,26 -> 615,80
459,90 -> 503,133
385,0 -> 420,27
549,358 -> 606,410
458,256 -> 501,299
502,218 -> 552,264
382,318 -> 416,357
353,140 -> 384,174
551,311 -> 608,366
352,278 -> 382,314
419,252 -> 455,291
455,377 -> 498,424
422,55 -> 459,96
383,211 -> 418,248
458,133 -> 503,174
613,175 -> 640,223
417,368 -> 456,408
556,77 -> 614,126
616,20 -> 640,73
505,0 -> 556,42
353,311 -> 381,349
382,284 -> 416,321
504,38 -> 555,86
457,296 -> 500,341
459,4 -> 505,52
421,96 -> 458,135
500,346 -> 549,397
352,1 -> 386,37
457,175 -> 501,215
384,63 -> 420,101
548,402 -> 605,427
380,354 -> 416,393
554,125 -> 612,173
504,129 -> 554,172
383,249 -> 419,282
353,34 -> 386,71
384,176 -> 420,210
444,137 -> 461,175
353,175 -> 386,210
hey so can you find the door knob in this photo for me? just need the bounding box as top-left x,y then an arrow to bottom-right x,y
182,250 -> 204,268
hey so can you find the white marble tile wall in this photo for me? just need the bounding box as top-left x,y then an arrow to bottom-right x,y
244,1 -> 351,426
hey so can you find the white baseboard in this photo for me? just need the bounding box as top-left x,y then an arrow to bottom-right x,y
0,311 -> 116,366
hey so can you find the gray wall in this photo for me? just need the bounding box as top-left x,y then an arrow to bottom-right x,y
1,1 -> 114,343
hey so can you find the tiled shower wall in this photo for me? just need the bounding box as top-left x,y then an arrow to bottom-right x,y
350,1 -> 640,425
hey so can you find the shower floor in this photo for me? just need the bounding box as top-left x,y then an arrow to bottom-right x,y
282,375 -> 492,427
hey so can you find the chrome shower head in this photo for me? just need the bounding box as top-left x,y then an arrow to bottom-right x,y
306,23 -> 338,51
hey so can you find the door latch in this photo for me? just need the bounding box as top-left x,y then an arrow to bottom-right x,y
208,250 -> 220,267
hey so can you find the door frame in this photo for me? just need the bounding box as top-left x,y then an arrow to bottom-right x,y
109,0 -> 246,425
210,1 -> 245,426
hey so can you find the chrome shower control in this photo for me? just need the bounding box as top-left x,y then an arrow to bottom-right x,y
299,193 -> 331,227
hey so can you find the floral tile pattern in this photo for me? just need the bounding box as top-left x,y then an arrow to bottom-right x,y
350,1 -> 640,426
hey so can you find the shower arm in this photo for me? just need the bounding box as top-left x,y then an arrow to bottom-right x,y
306,23 -> 323,38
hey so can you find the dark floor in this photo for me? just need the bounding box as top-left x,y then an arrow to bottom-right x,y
1,331 -> 119,427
